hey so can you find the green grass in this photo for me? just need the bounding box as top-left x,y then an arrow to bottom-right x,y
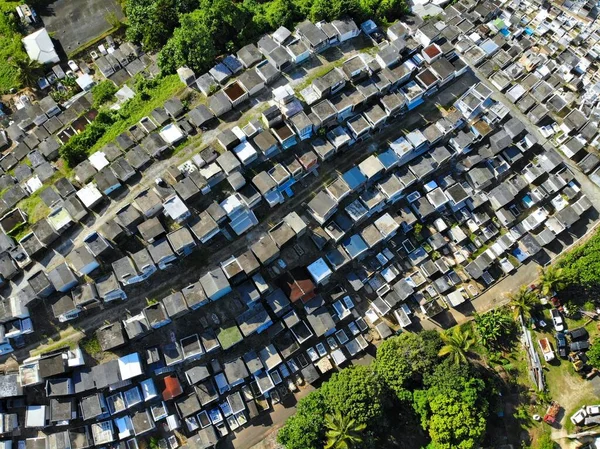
81,335 -> 102,355
89,74 -> 186,154
0,1 -> 29,93
293,58 -> 348,95
19,191 -> 49,224
217,324 -> 243,350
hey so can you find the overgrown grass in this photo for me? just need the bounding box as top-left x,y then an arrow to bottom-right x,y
19,191 -> 50,224
217,324 -> 243,350
88,74 -> 186,154
293,57 -> 348,94
0,1 -> 29,93
81,335 -> 102,355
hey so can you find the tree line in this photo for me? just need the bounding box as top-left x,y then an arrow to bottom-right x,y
277,330 -> 495,449
124,0 -> 410,75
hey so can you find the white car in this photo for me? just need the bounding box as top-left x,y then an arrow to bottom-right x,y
571,408 -> 587,425
586,405 -> 600,416
551,309 -> 565,331
67,60 -> 79,71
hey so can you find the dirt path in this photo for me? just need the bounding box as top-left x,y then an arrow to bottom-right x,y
549,374 -> 596,448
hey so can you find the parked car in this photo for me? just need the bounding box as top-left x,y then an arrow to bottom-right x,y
568,327 -> 589,341
570,340 -> 590,352
67,60 -> 79,71
571,408 -> 587,425
586,405 -> 600,416
555,332 -> 567,358
551,309 -> 564,332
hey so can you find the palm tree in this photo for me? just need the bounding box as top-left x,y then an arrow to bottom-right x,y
438,326 -> 476,365
538,266 -> 566,297
509,286 -> 538,321
8,57 -> 42,87
324,411 -> 366,449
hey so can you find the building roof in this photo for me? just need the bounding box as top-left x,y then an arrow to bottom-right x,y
22,28 -> 59,64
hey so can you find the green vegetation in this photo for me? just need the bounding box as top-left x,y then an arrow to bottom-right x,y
59,74 -> 185,167
0,1 -> 32,92
438,326 -> 476,365
60,110 -> 117,167
92,80 -> 119,108
538,266 -> 567,297
413,363 -> 488,449
473,308 -> 516,351
324,412 -> 366,449
19,191 -> 50,224
556,229 -> 600,298
124,0 -> 408,75
508,285 -> 538,321
587,339 -> 600,369
89,74 -> 185,154
216,324 -> 243,350
279,331 -> 492,449
81,335 -> 102,355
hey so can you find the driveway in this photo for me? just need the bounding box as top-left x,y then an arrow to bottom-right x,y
40,0 -> 124,55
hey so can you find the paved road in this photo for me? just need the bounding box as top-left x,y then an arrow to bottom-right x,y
40,0 -> 124,55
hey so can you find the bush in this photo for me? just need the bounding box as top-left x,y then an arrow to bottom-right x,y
60,110 -> 116,167
92,81 -> 118,108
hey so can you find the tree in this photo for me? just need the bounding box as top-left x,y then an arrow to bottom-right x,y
538,266 -> 567,297
278,391 -> 327,449
374,331 -> 442,397
474,308 -> 516,350
413,361 -> 488,449
125,0 -> 180,51
509,286 -> 538,321
558,230 -> 600,297
587,340 -> 600,370
8,57 -> 42,87
92,80 -> 118,108
438,326 -> 475,365
324,411 -> 366,449
265,0 -> 297,29
320,365 -> 389,426
158,10 -> 218,74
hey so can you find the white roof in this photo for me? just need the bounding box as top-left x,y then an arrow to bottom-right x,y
140,378 -> 157,401
114,415 -> 133,439
76,74 -> 95,91
76,184 -> 103,208
307,258 -> 332,283
22,28 -> 59,64
25,405 -> 46,427
118,353 -> 143,380
159,124 -> 185,145
220,194 -> 243,217
89,152 -> 110,170
25,175 -> 43,194
163,194 -> 189,220
446,290 -> 466,307
232,141 -> 257,164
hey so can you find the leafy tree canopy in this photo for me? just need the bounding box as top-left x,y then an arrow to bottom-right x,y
474,308 -> 516,351
414,361 -> 488,449
277,390 -> 327,449
374,331 -> 442,398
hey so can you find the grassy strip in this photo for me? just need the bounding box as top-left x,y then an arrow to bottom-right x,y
0,1 -> 29,93
88,74 -> 185,154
